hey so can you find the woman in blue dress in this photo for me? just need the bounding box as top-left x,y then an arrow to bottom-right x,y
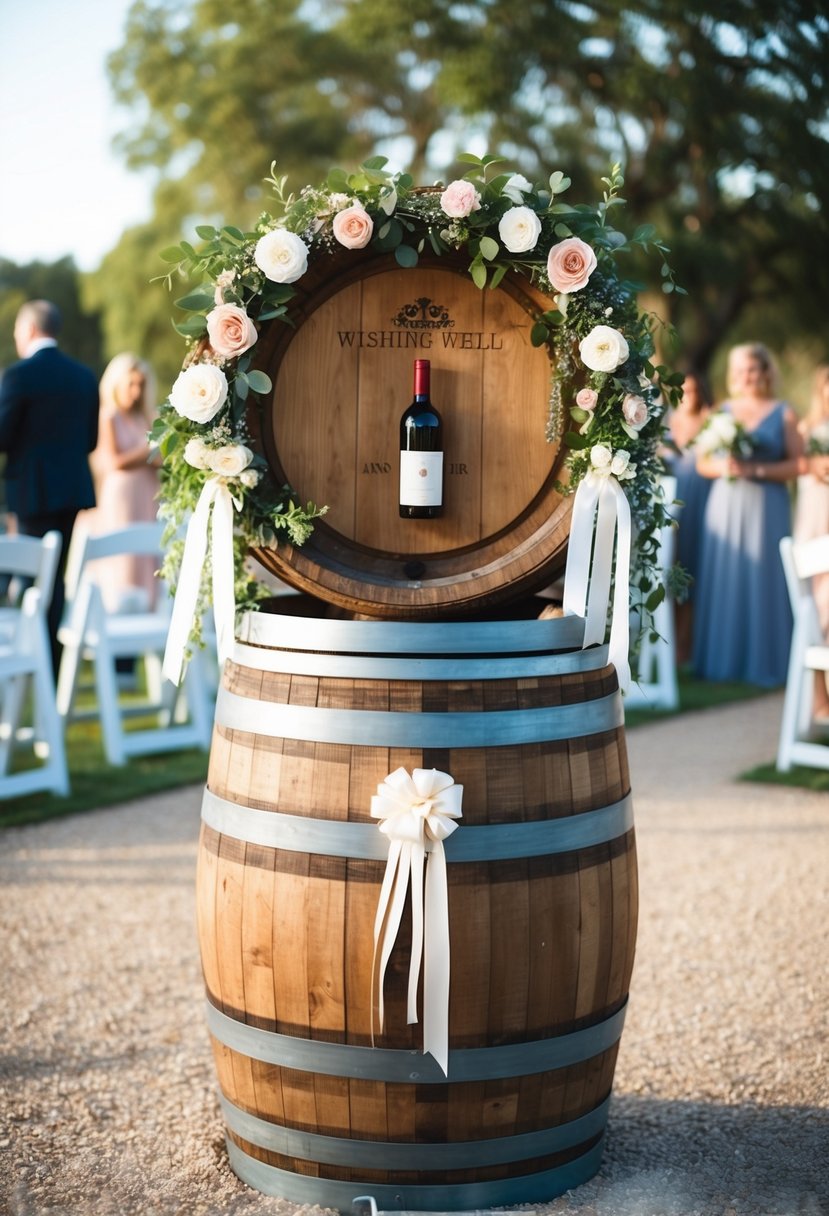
665,371 -> 713,664
693,343 -> 807,687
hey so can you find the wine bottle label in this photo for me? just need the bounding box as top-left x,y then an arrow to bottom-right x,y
400,450 -> 444,506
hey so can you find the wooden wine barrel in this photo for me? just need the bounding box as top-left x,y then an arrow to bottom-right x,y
250,248 -> 571,617
197,611 -> 638,1210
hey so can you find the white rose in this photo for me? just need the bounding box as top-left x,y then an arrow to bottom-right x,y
579,325 -> 630,372
254,228 -> 308,283
183,437 -> 212,469
206,443 -> 254,477
590,444 -> 613,472
502,173 -> 533,204
170,363 -> 228,424
610,450 -> 632,477
498,205 -> 542,253
239,468 -> 261,488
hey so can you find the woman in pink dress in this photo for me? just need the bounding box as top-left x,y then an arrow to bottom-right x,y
794,365 -> 829,718
91,353 -> 161,611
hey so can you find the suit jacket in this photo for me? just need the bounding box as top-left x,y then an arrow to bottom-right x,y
0,346 -> 99,518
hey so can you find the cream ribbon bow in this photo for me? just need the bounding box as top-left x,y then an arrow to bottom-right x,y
162,477 -> 238,686
370,766 -> 463,1077
562,470 -> 632,691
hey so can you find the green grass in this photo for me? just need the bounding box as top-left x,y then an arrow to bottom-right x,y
740,760 -> 829,793
0,668 -> 209,830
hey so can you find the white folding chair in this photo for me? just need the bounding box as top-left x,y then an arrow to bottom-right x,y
0,533 -> 69,797
57,522 -> 215,766
777,534 -> 829,772
626,475 -> 680,711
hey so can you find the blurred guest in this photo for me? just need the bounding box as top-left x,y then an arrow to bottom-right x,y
665,370 -> 713,664
692,343 -> 829,687
0,300 -> 98,672
89,352 -> 160,612
793,364 -> 829,718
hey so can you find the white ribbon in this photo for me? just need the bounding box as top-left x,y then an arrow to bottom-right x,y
563,470 -> 632,691
162,477 -> 237,686
370,767 -> 463,1077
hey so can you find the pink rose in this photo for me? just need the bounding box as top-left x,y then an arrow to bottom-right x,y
440,180 -> 482,219
546,237 -> 597,294
332,204 -> 374,249
206,303 -> 258,359
622,393 -> 649,431
576,388 -> 598,410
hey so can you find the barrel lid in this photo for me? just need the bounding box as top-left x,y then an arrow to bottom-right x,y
250,248 -> 571,617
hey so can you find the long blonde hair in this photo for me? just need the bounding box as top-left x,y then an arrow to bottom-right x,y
725,342 -> 777,398
99,352 -> 156,427
803,364 -> 829,431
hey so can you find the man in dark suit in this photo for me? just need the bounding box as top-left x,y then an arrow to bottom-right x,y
0,300 -> 99,673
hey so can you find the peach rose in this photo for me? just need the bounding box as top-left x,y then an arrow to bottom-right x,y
206,303 -> 258,359
440,180 -> 482,218
332,204 -> 374,250
546,236 -> 597,294
576,388 -> 598,410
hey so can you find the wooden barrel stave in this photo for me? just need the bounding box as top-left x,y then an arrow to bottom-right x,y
196,613 -> 637,1207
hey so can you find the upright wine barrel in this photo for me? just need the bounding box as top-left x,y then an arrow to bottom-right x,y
197,611 -> 638,1210
250,248 -> 571,617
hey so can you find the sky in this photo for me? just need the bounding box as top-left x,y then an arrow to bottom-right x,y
0,0 -> 155,272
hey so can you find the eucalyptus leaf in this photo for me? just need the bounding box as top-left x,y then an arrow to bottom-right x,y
222,226 -> 246,242
363,155 -> 389,170
234,373 -> 250,401
173,316 -> 208,338
174,289 -> 216,311
394,243 -> 419,268
479,235 -> 499,261
548,172 -> 572,195
470,261 -> 487,289
247,370 -> 273,395
159,246 -> 184,263
489,264 -> 508,290
195,225 -> 218,240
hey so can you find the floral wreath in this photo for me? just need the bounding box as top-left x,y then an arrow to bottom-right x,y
154,152 -> 682,653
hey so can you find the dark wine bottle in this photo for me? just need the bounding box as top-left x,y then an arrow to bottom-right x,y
399,358 -> 444,519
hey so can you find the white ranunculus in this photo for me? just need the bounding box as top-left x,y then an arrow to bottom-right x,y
183,437 -> 212,469
170,363 -> 228,424
498,205 -> 542,253
206,443 -> 254,477
578,325 -> 630,373
590,444 -> 613,471
502,173 -> 533,204
254,228 -> 309,284
610,450 -> 634,478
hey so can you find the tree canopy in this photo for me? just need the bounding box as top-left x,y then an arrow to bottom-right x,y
92,0 -> 829,391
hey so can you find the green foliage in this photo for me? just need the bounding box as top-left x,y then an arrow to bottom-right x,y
98,1 -> 828,385
0,256 -> 103,372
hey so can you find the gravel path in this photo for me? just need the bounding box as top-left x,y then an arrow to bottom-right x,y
1,692 -> 827,1216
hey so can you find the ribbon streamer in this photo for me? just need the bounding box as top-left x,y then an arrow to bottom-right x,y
563,470 -> 632,691
370,767 -> 463,1077
162,477 -> 237,686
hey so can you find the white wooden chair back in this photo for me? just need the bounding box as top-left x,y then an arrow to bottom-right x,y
0,534 -> 69,798
776,534 -> 829,772
57,521 -> 213,767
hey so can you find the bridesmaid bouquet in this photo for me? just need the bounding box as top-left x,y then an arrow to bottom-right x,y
805,421 -> 829,454
693,409 -> 756,460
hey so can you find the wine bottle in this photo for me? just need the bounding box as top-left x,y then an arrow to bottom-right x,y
399,358 -> 444,519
